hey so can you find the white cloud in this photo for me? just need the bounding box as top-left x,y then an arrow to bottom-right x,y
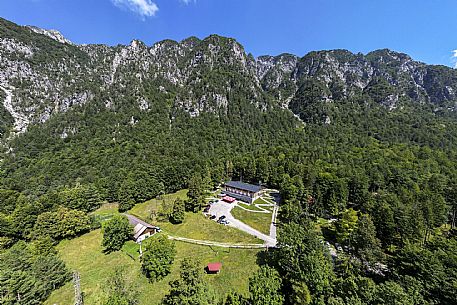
452,50 -> 457,68
112,0 -> 159,18
180,0 -> 196,4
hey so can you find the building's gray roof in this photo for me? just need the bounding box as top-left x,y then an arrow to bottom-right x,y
124,214 -> 159,240
133,224 -> 148,240
124,214 -> 158,229
224,181 -> 262,193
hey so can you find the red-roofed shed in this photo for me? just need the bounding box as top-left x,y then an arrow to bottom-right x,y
206,262 -> 222,274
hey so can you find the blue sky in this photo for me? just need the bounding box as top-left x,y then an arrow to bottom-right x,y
1,0 -> 457,67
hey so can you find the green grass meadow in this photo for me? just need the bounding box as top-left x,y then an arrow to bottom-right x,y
231,207 -> 272,236
46,189 -> 263,304
45,230 -> 260,305
237,202 -> 265,211
129,189 -> 189,221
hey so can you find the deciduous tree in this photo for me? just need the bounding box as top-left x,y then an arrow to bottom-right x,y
102,268 -> 139,305
163,257 -> 215,305
249,265 -> 284,305
102,215 -> 132,253
142,235 -> 176,281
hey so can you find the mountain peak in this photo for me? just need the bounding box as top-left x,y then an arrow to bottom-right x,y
366,48 -> 413,63
26,26 -> 73,45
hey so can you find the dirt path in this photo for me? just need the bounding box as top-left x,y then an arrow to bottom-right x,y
167,235 -> 267,249
269,203 -> 279,242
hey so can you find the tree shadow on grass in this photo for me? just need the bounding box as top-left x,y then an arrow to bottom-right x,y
256,248 -> 279,269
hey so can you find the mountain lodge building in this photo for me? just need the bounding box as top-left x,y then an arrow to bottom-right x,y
223,181 -> 263,204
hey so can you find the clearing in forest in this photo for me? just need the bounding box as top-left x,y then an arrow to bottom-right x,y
45,230 -> 260,305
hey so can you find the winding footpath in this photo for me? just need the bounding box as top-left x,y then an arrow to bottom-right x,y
167,236 -> 267,249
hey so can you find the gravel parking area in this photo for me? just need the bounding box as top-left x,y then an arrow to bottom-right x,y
208,199 -> 277,247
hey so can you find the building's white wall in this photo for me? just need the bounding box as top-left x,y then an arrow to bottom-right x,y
136,231 -> 154,244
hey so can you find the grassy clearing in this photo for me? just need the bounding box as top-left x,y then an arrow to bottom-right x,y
253,198 -> 265,205
260,205 -> 274,212
159,212 -> 261,244
122,240 -> 141,260
129,189 -> 260,244
253,197 -> 275,205
45,230 -> 260,305
45,229 -> 139,305
231,207 -> 272,236
91,203 -> 120,222
130,189 -> 189,221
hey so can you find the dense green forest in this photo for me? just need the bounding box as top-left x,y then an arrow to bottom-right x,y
1,17 -> 457,304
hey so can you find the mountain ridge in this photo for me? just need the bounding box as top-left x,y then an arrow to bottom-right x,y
1,16 -> 457,138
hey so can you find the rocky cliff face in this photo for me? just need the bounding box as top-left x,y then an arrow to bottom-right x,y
26,26 -> 73,45
262,49 -> 457,117
1,17 -> 457,137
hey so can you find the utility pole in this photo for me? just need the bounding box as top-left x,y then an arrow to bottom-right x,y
73,271 -> 83,305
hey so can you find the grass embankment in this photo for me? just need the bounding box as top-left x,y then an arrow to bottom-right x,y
92,190 -> 262,244
91,202 -> 119,221
237,202 -> 265,212
253,197 -> 275,205
159,212 -> 261,244
46,190 -> 262,303
231,207 -> 272,236
45,230 -> 260,305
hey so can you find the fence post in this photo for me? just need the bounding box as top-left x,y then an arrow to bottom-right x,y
73,271 -> 83,305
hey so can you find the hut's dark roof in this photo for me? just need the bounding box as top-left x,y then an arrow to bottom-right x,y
224,181 -> 262,193
124,214 -> 157,229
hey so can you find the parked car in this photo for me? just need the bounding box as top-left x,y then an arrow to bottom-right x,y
219,215 -> 226,220
210,215 -> 217,220
217,217 -> 227,224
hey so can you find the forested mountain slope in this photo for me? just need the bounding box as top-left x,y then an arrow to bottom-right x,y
1,16 -> 457,196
